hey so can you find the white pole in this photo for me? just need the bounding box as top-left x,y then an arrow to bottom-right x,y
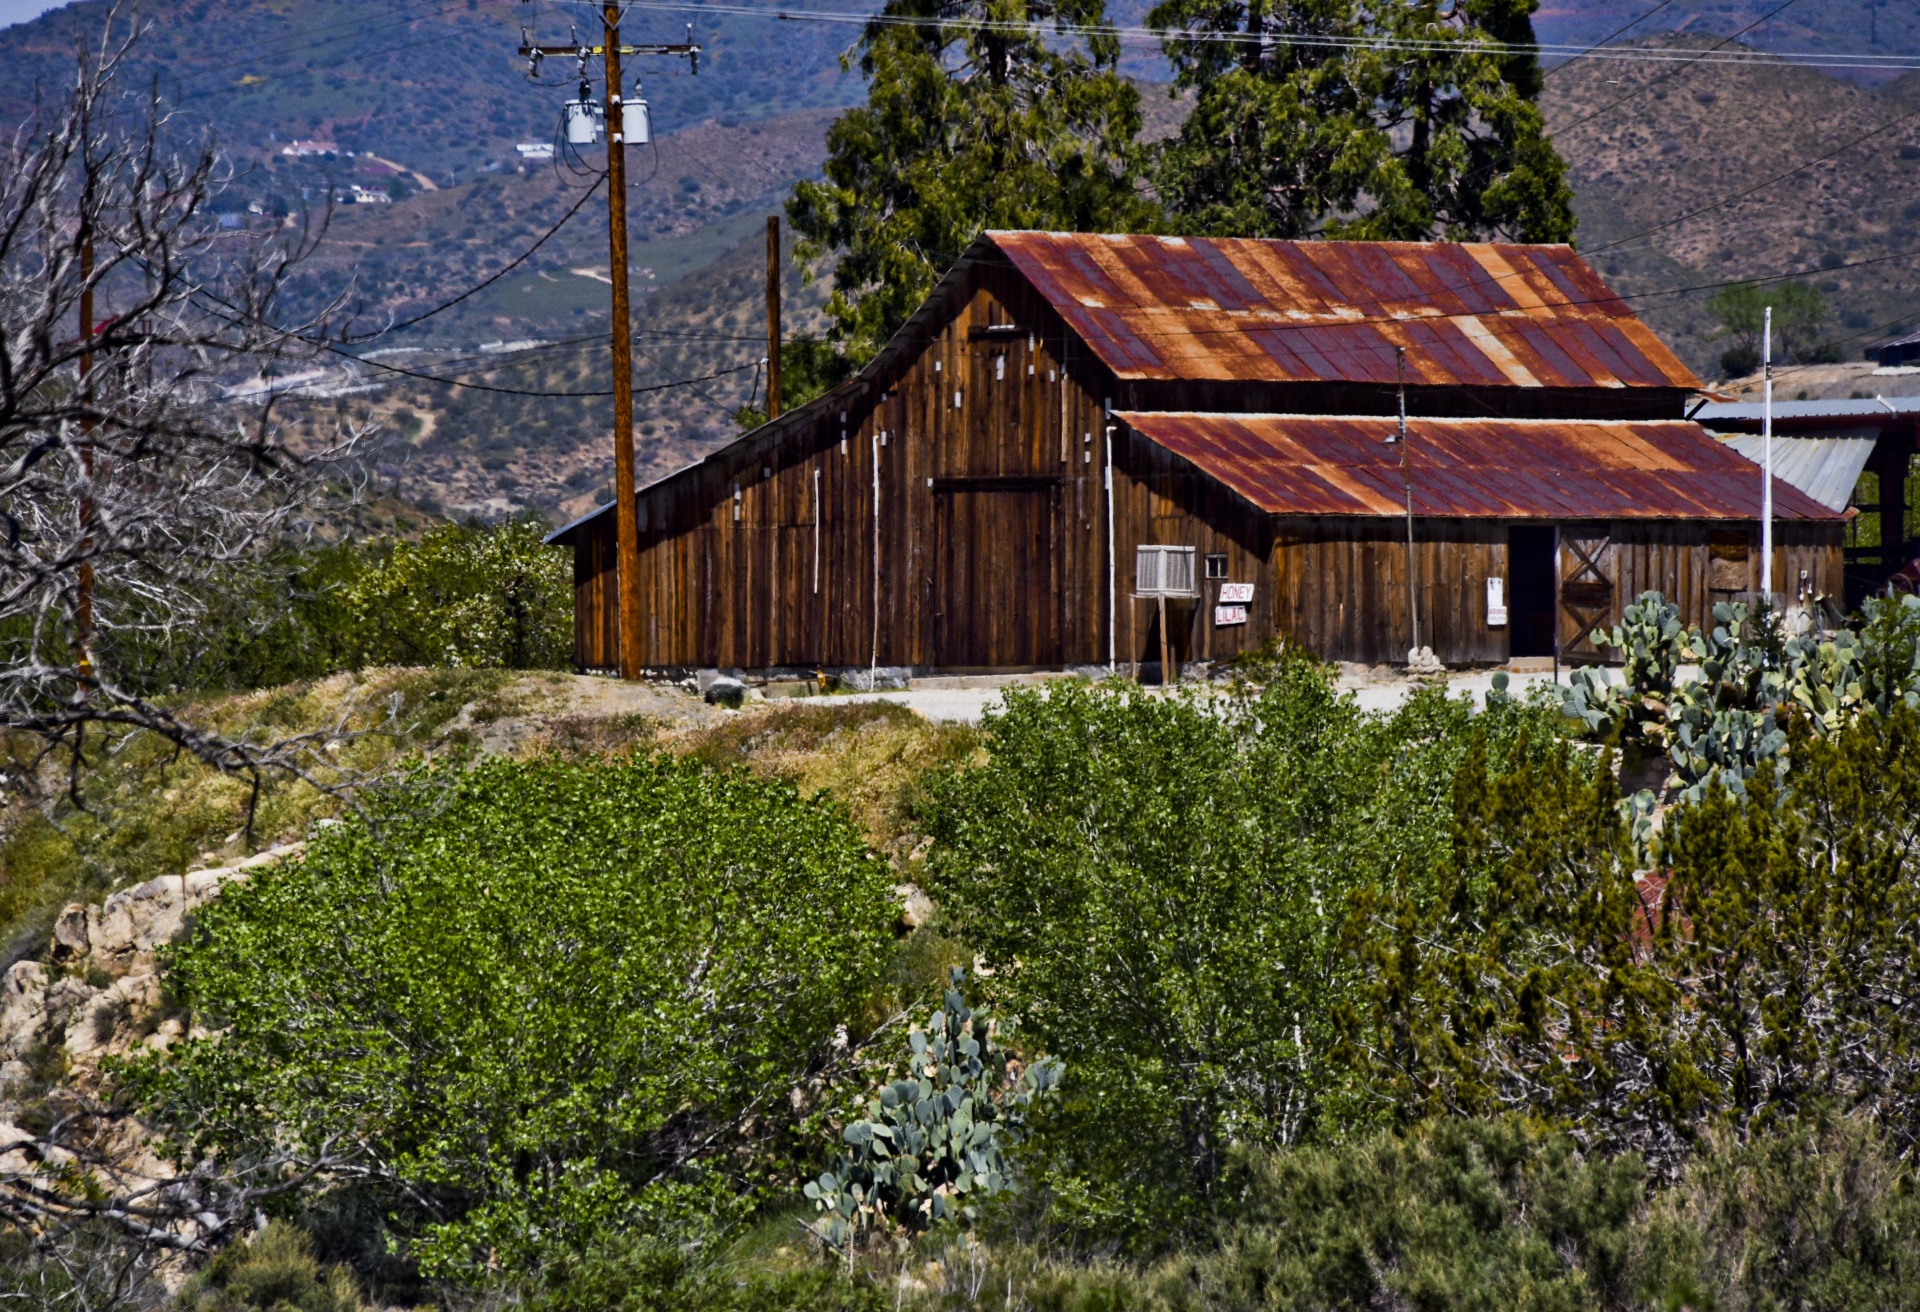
871,430 -> 881,684
1105,422 -> 1117,675
1762,307 -> 1774,605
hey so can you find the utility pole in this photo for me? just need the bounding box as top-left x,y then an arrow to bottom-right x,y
765,215 -> 782,420
1392,346 -> 1420,658
520,12 -> 697,680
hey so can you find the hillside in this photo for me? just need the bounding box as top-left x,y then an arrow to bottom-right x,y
1540,36 -> 1920,380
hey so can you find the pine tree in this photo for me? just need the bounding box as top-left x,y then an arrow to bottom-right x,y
788,0 -> 1158,363
1149,0 -> 1576,243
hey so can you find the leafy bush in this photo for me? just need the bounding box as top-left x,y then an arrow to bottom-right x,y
93,519 -> 575,692
128,755 -> 899,1280
807,970 -> 1061,1244
977,1117 -> 1920,1312
919,658 -> 1551,1245
525,1236 -> 886,1312
178,1223 -> 365,1312
338,519 -> 571,669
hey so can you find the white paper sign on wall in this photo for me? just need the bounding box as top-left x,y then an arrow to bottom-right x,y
1218,582 -> 1255,603
1214,604 -> 1249,627
1487,576 -> 1508,627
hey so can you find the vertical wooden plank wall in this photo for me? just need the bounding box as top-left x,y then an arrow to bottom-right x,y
586,265 -> 1124,671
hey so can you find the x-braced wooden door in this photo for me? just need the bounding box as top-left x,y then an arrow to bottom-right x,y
1558,525 -> 1615,660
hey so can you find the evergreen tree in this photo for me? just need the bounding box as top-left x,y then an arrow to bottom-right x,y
788,0 -> 1157,362
1149,0 -> 1576,243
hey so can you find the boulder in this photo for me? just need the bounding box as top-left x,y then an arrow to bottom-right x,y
49,905 -> 89,963
703,676 -> 749,708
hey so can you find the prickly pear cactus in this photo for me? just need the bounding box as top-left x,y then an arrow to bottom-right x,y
1559,591 -> 1695,745
804,970 -> 1061,1246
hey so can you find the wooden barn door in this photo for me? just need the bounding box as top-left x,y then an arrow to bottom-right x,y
1558,525 -> 1616,660
932,479 -> 1061,669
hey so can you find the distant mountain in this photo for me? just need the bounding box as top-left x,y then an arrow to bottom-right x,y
1540,35 -> 1920,378
0,0 -> 859,173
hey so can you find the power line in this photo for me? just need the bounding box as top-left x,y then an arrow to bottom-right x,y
1543,0 -> 1681,78
545,0 -> 1920,72
1555,0 -> 1807,134
341,173 -> 609,342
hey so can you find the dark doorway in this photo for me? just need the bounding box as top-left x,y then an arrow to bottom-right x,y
1508,525 -> 1557,658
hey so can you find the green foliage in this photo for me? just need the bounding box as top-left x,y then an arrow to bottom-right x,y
807,970 -> 1061,1244
1649,1113 -> 1920,1312
919,659 -> 1551,1246
1561,593 -> 1889,806
80,520 -> 575,695
126,755 -> 899,1280
178,1223 -> 366,1312
524,1236 -> 886,1312
1153,1119 -> 1648,1312
337,519 -> 571,670
788,0 -> 1157,361
1359,706 -> 1920,1166
1860,591 -> 1920,713
1149,0 -> 1574,242
1705,280 -> 1837,374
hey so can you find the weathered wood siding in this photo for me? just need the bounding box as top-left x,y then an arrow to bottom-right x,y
573,261 -> 1119,671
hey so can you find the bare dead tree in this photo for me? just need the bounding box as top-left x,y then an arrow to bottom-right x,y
0,19 -> 377,816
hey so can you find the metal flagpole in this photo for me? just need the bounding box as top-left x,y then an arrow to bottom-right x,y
1762,306 -> 1774,605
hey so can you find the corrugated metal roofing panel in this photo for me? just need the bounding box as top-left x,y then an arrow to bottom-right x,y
1717,435 -> 1875,512
990,232 -> 1702,391
1696,396 -> 1920,423
1114,412 -> 1843,522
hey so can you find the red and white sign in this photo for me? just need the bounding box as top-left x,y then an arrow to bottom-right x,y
1218,582 -> 1255,603
1214,604 -> 1248,627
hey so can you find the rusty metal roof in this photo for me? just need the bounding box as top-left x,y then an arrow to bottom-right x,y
1114,412 -> 1842,521
989,232 -> 1701,392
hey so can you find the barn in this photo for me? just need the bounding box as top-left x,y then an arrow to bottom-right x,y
548,231 -> 1846,676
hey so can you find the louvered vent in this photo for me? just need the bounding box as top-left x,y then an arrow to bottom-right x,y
1135,545 -> 1198,597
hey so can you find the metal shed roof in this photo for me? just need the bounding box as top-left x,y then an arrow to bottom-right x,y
1114,412 -> 1843,521
988,232 -> 1701,392
1715,435 -> 1875,512
1694,395 -> 1920,427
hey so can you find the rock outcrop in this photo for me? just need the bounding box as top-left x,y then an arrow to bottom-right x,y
0,843 -> 304,1083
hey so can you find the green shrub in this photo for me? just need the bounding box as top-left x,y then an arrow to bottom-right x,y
1361,704 -> 1920,1166
1155,1119 -> 1649,1312
339,519 -> 571,670
127,755 -> 899,1281
919,659 -> 1552,1246
178,1223 -> 365,1312
527,1235 -> 885,1312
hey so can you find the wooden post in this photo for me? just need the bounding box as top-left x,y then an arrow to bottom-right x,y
601,2 -> 642,680
766,215 -> 782,420
1158,594 -> 1173,685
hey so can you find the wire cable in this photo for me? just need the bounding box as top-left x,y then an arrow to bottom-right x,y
1555,0 -> 1807,134
340,172 -> 608,342
539,0 -> 1920,72
1542,0 -> 1681,78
